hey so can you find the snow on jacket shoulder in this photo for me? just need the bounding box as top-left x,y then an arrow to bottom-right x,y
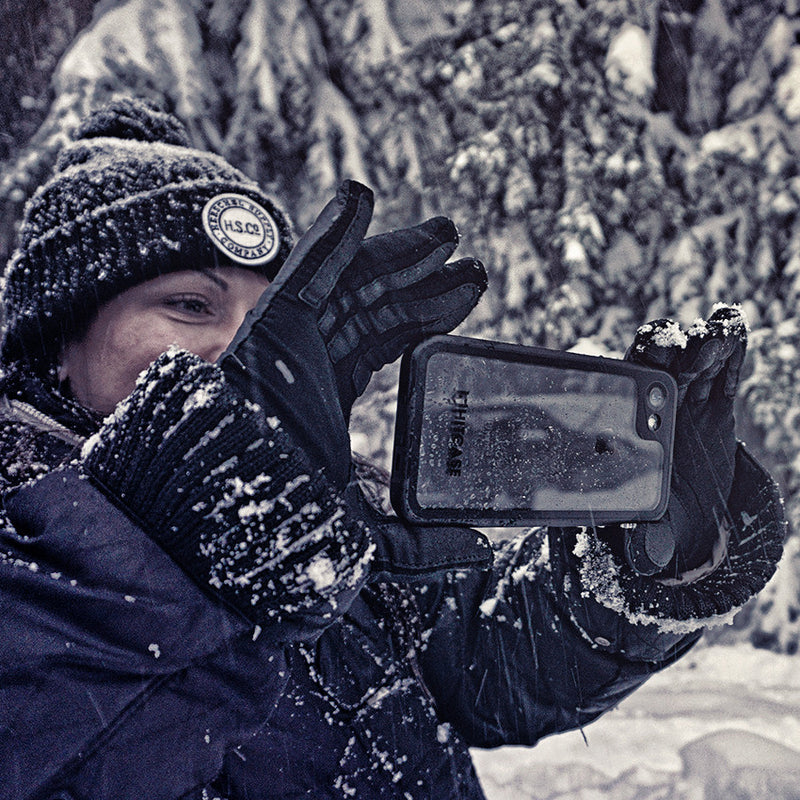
0,349 -> 372,800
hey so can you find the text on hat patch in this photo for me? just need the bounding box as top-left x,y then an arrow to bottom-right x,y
202,193 -> 281,266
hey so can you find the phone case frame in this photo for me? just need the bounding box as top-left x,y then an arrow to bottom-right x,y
390,334 -> 677,527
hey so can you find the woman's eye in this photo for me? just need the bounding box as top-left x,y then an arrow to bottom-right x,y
164,295 -> 212,316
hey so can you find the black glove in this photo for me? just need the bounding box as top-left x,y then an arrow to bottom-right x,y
219,180 -> 487,491
619,305 -> 748,577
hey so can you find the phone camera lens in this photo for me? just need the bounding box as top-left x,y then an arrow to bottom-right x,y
647,413 -> 661,432
647,384 -> 667,410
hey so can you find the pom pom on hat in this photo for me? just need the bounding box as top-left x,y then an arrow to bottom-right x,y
1,96 -> 294,365
74,96 -> 192,146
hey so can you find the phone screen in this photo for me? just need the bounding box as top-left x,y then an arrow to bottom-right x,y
416,351 -> 664,513
392,336 -> 676,526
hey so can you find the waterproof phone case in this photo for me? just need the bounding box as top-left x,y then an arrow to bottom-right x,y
390,335 -> 677,527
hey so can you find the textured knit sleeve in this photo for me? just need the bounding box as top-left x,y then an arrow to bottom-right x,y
551,442 -> 785,634
80,347 -> 373,639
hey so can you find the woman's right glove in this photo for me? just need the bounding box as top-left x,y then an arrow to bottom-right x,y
219,180 -> 487,491
80,182 -> 488,636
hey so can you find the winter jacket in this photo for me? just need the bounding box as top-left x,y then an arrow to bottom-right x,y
0,350 -> 785,800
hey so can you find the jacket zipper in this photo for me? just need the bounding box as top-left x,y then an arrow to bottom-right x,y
0,396 -> 86,447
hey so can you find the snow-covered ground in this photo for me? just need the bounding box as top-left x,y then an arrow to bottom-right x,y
472,642 -> 800,799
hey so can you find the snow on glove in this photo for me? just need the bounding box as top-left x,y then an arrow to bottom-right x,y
561,435 -> 785,628
80,349 -> 372,637
220,179 -> 487,491
555,304 -> 784,629
619,305 -> 747,577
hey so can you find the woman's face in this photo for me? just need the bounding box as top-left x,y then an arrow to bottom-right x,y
59,267 -> 271,415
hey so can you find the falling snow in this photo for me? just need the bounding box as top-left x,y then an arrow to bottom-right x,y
2,1 -> 800,798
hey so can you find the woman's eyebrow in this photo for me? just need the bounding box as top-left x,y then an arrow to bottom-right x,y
198,269 -> 229,291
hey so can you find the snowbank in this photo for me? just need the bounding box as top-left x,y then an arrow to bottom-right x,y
473,642 -> 800,799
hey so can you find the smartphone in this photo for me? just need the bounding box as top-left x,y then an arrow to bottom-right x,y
390,335 -> 677,527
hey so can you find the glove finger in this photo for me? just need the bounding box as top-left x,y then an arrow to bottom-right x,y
623,519 -> 676,576
345,260 -> 487,397
272,180 -> 374,309
407,256 -> 488,331
625,319 -> 685,372
706,305 -> 748,399
706,303 -> 749,335
346,216 -> 461,294
317,216 -> 460,342
677,336 -> 725,402
722,333 -> 747,398
623,488 -> 695,576
330,258 -> 486,410
326,257 -> 486,366
680,307 -> 747,403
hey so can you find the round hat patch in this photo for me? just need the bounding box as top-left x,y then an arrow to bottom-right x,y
202,193 -> 281,266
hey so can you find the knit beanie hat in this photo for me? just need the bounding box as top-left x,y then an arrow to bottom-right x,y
1,97 -> 294,366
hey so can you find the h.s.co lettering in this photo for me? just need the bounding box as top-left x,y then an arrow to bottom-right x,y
202,193 -> 281,266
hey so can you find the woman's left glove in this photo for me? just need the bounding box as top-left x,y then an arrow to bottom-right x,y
79,349 -> 373,640
571,305 -> 786,627
219,180 -> 487,491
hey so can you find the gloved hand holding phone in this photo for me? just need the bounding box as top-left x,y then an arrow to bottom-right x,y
619,305 -> 748,577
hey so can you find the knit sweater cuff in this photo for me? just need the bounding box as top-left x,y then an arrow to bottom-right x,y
548,443 -> 786,642
80,348 -> 373,635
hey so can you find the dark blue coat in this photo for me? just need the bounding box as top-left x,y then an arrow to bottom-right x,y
0,381 -> 784,799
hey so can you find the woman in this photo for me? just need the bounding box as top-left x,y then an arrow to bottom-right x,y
0,98 -> 784,800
